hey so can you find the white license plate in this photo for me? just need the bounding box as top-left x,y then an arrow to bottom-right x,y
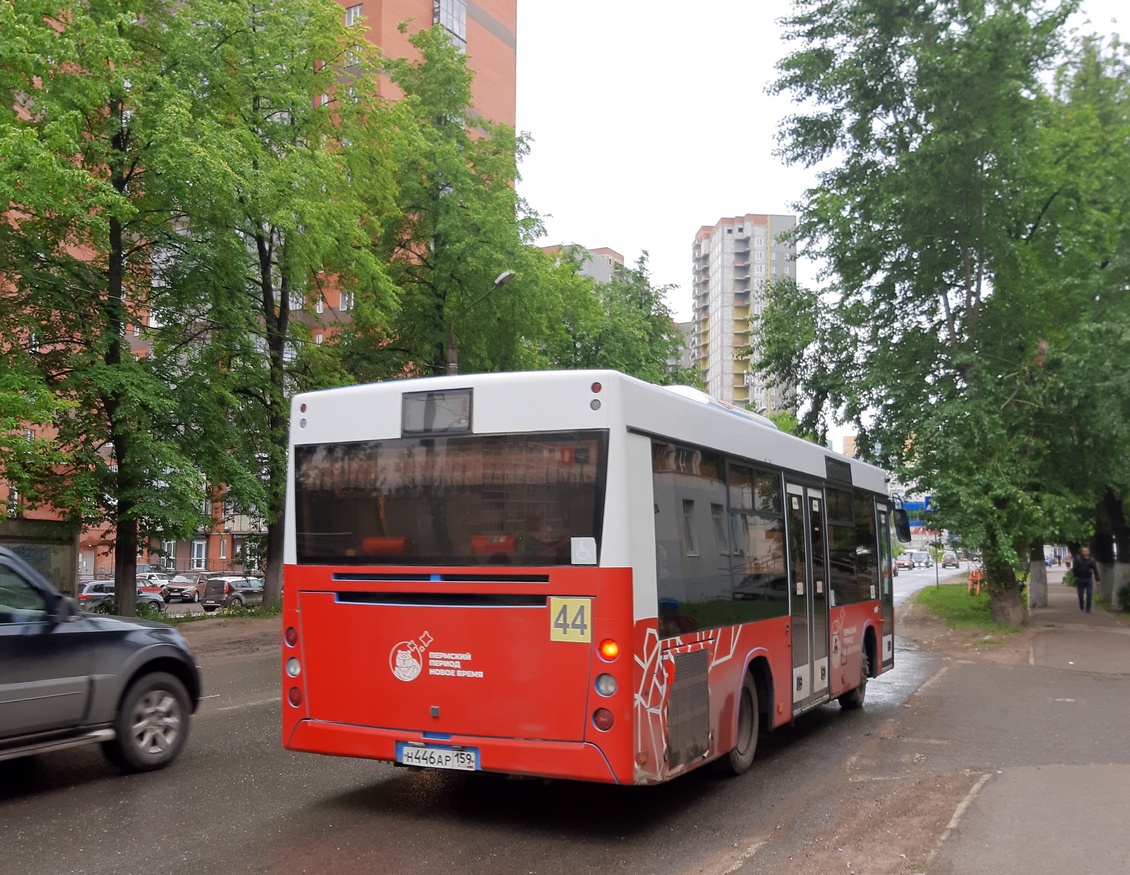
396,743 -> 478,771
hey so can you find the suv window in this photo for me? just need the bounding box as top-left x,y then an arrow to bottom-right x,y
0,569 -> 49,623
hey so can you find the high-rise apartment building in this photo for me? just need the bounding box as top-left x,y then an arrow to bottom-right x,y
690,214 -> 796,410
338,1 -> 516,127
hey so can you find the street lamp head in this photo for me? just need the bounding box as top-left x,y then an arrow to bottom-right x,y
494,270 -> 516,287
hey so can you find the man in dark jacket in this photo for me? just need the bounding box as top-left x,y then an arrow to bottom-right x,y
1071,546 -> 1100,613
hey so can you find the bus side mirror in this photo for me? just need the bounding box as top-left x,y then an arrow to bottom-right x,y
892,509 -> 912,544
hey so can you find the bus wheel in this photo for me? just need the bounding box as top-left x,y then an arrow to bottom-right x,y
726,672 -> 759,775
839,650 -> 869,710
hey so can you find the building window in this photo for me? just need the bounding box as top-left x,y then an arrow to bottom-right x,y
315,333 -> 323,345
434,0 -> 467,50
289,292 -> 302,311
339,290 -> 354,311
345,4 -> 363,26
755,264 -> 765,275
316,298 -> 324,314
219,537 -> 227,560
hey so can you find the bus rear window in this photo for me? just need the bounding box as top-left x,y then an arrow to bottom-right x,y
293,431 -> 608,566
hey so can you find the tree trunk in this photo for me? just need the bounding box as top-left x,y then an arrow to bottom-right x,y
983,533 -> 1027,627
1027,539 -> 1047,608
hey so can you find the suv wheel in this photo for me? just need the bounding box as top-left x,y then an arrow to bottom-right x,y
192,590 -> 200,603
103,672 -> 191,772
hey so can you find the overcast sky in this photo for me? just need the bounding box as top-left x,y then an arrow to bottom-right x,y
514,1 -> 1122,322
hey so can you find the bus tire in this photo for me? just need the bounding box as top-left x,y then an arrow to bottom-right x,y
726,672 -> 759,775
839,649 -> 868,710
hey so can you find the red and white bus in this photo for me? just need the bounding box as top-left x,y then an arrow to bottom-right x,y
282,370 -> 908,785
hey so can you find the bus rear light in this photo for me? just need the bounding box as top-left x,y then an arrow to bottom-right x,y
286,657 -> 301,678
598,638 -> 620,661
592,708 -> 614,732
288,687 -> 303,707
591,382 -> 602,394
285,626 -> 298,647
595,674 -> 617,697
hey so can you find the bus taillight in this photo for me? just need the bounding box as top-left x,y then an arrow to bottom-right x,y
285,626 -> 298,647
598,638 -> 620,661
288,687 -> 303,707
592,708 -> 614,732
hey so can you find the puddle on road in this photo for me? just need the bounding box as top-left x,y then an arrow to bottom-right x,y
868,647 -> 943,707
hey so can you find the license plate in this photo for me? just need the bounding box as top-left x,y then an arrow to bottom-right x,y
396,743 -> 478,771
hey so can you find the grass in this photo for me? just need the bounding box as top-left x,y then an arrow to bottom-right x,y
93,601 -> 282,625
162,602 -> 282,625
914,582 -> 1017,636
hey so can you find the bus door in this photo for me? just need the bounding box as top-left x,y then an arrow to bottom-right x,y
877,504 -> 895,671
786,482 -> 830,712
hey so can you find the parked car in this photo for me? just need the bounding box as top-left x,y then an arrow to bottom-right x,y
201,576 -> 264,612
0,546 -> 200,771
135,577 -> 167,595
164,574 -> 206,604
895,554 -> 915,570
79,581 -> 166,615
941,551 -> 960,569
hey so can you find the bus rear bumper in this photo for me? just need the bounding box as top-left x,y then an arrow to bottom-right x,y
285,719 -> 623,784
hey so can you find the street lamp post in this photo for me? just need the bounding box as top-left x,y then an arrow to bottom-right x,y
445,270 -> 516,375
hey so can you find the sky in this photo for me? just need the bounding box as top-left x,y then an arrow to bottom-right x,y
514,1 -> 1123,323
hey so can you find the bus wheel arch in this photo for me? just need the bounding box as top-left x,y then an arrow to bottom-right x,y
839,627 -> 875,710
724,658 -> 771,776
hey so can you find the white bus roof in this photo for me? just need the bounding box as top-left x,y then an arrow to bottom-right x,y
290,370 -> 889,495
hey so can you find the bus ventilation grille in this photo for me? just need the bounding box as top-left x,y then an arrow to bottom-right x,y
667,649 -> 709,768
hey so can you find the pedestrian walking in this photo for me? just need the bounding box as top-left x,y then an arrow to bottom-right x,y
1071,546 -> 1100,613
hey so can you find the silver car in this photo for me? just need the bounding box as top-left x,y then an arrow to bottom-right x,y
0,547 -> 201,772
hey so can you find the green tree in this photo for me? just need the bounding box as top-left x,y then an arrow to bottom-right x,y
766,0 -> 1130,623
339,24 -> 549,380
0,0 -> 216,613
542,251 -> 696,385
158,0 -> 398,607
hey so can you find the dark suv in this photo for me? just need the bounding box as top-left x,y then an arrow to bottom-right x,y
0,547 -> 201,772
201,576 -> 263,612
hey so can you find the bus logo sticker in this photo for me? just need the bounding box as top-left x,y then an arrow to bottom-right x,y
390,631 -> 433,682
550,597 -> 592,642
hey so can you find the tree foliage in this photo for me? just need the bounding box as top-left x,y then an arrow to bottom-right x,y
766,0 -> 1130,623
2,7 -> 703,602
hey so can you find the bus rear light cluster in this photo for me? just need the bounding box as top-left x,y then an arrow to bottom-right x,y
592,708 -> 614,732
285,627 -> 302,707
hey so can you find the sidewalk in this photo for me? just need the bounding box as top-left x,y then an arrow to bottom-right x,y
1028,564 -> 1130,674
933,565 -> 1130,874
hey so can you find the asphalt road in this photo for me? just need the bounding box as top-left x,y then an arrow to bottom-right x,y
0,612 -> 945,875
